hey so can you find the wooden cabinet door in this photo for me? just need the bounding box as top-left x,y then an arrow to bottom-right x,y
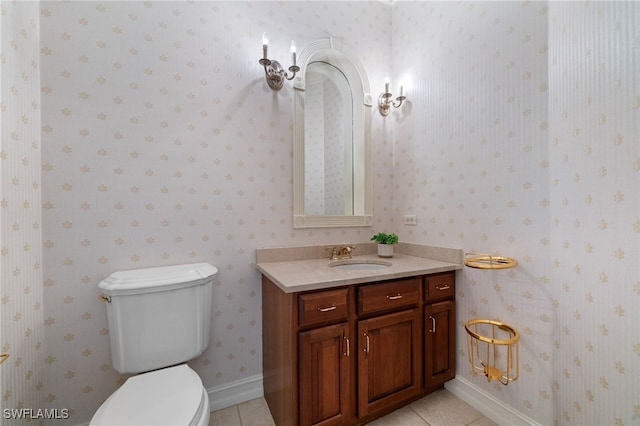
299,323 -> 351,426
357,309 -> 422,418
425,300 -> 456,388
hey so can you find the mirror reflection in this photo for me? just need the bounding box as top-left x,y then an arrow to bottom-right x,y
293,37 -> 372,228
304,62 -> 353,216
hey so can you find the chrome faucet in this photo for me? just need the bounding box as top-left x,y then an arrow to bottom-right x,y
330,245 -> 354,260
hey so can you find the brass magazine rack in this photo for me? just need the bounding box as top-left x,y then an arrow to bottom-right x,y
465,319 -> 520,385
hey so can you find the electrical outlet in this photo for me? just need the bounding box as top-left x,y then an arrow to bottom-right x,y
402,214 -> 417,226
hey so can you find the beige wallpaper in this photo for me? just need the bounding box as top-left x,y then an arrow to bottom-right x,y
547,3 -> 639,424
36,1 -> 392,423
392,1 -> 639,425
1,1 -> 638,426
1,1 -> 45,422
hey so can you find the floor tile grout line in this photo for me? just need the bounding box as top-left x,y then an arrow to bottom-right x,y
464,415 -> 485,426
214,393 -> 493,426
410,405 -> 432,425
236,404 -> 242,426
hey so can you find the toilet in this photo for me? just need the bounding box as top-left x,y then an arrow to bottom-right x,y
90,263 -> 218,426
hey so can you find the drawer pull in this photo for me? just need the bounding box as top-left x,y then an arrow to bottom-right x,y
436,285 -> 451,291
317,305 -> 337,312
386,293 -> 403,300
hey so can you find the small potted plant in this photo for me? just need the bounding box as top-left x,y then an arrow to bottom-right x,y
371,232 -> 399,258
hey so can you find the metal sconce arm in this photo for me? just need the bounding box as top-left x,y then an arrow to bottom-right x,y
378,91 -> 407,116
259,33 -> 300,91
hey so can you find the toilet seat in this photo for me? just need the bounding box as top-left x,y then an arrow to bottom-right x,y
90,364 -> 209,426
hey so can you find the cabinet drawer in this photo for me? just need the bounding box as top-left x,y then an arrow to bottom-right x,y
358,278 -> 421,316
425,272 -> 455,301
299,288 -> 349,328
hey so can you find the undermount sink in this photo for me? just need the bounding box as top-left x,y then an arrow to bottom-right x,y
329,259 -> 392,270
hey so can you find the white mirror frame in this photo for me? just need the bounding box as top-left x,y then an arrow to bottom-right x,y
293,37 -> 373,228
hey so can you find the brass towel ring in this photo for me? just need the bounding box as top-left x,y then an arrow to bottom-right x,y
464,252 -> 517,270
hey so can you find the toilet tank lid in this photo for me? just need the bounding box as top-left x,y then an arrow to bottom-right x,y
98,263 -> 217,294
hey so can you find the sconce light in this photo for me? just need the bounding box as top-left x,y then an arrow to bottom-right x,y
378,78 -> 406,116
258,32 -> 300,91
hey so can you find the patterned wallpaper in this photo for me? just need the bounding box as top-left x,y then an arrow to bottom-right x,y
1,1 -> 638,426
1,0 -> 45,422
36,1 -> 392,424
547,3 -> 639,424
392,1 -> 639,425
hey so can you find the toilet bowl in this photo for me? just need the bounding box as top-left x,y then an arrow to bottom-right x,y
90,364 -> 209,426
91,263 -> 217,425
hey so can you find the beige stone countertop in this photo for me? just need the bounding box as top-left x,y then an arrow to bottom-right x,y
256,246 -> 463,293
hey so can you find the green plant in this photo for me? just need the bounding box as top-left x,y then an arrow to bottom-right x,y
370,232 -> 399,245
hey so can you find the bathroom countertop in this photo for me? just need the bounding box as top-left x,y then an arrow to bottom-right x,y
256,245 -> 463,293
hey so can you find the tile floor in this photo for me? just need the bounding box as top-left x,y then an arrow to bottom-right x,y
210,389 -> 497,426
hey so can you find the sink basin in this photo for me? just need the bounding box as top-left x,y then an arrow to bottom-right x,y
329,259 -> 392,270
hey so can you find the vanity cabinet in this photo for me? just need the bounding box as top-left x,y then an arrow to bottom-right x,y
424,273 -> 456,389
262,271 -> 456,426
424,301 -> 455,388
356,278 -> 422,419
297,287 -> 352,425
299,323 -> 351,426
358,308 -> 421,419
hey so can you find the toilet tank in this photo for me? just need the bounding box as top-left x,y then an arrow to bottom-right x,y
98,263 -> 218,374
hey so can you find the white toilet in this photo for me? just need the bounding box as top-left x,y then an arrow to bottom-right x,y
90,263 -> 218,426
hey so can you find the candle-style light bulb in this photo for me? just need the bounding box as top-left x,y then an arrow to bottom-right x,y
262,32 -> 269,60
384,77 -> 390,95
290,40 -> 297,66
399,81 -> 404,97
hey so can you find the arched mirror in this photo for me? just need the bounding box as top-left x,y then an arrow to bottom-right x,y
293,37 -> 372,228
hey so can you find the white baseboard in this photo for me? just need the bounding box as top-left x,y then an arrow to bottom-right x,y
445,376 -> 541,426
207,374 -> 264,412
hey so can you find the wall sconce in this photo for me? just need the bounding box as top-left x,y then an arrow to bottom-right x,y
378,78 -> 406,116
258,33 -> 300,91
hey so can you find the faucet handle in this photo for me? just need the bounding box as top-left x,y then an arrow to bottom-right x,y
341,245 -> 354,259
329,247 -> 340,260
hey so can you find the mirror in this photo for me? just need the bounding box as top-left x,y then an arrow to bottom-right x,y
303,62 -> 353,216
293,37 -> 372,228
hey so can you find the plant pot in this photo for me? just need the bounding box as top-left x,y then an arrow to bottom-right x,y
377,244 -> 394,258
